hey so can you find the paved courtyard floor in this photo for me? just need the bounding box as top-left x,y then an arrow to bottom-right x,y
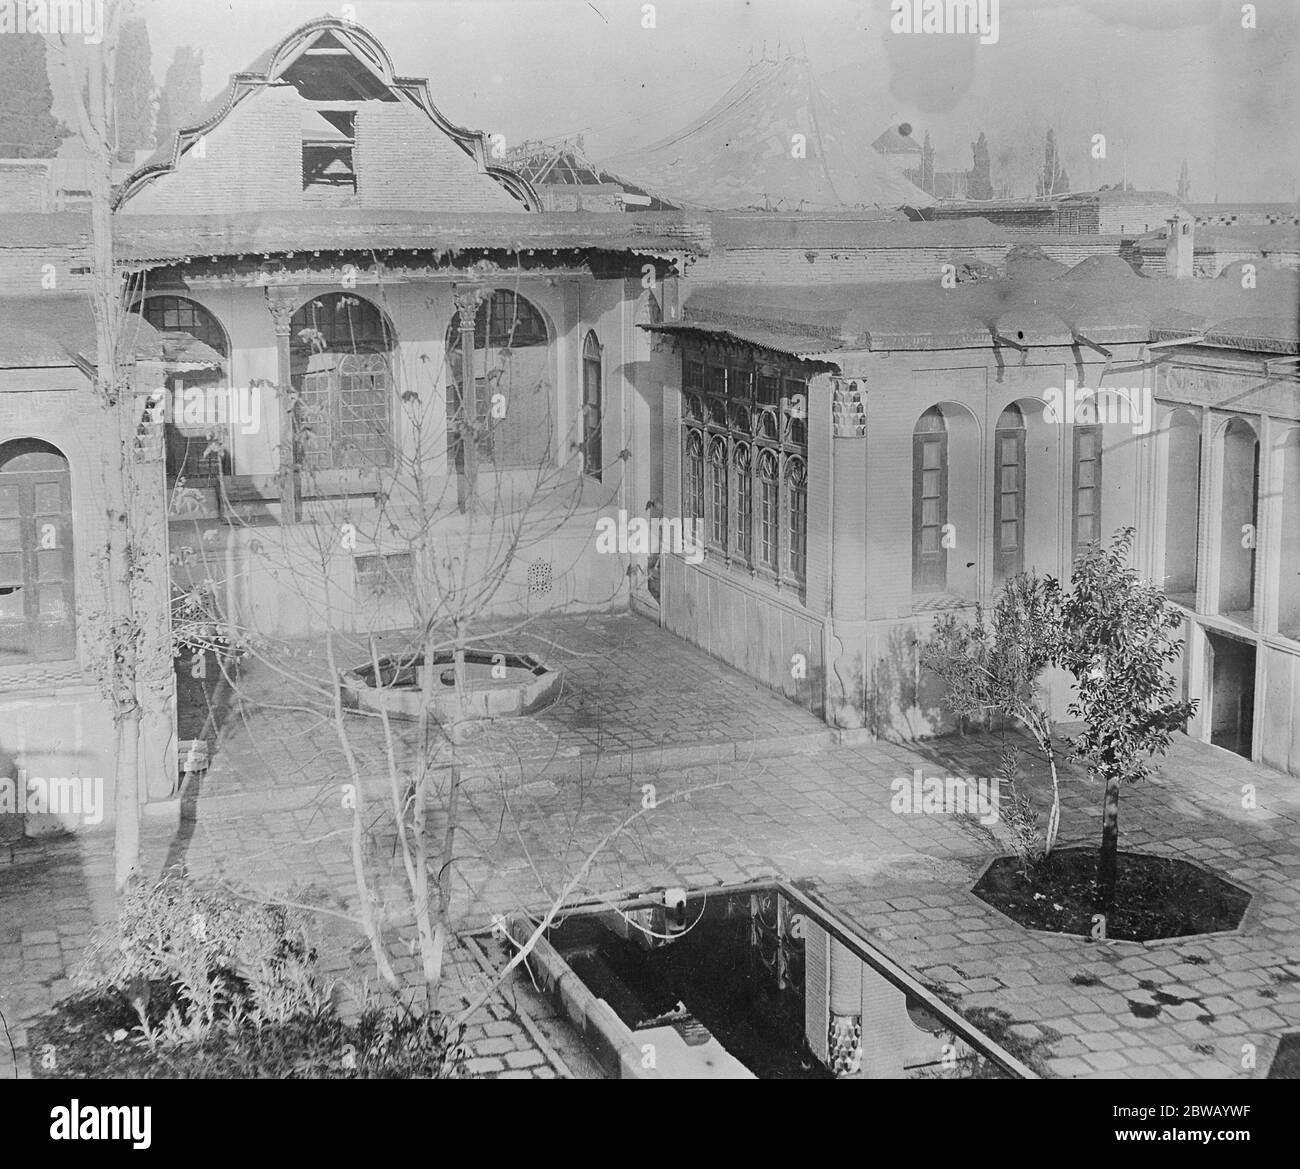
2,611 -> 1298,1079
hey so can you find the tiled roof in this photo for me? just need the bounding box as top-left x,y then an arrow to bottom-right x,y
650,260 -> 1300,357
109,210 -> 709,263
0,295 -> 171,368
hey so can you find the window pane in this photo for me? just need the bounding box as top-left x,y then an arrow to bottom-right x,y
921,498 -> 940,526
0,552 -> 21,583
1000,493 -> 1018,520
33,483 -> 63,514
0,519 -> 20,551
0,485 -> 19,518
38,584 -> 67,618
1001,520 -> 1019,547
0,587 -> 22,620
922,441 -> 942,470
1000,465 -> 1018,492
922,469 -> 940,497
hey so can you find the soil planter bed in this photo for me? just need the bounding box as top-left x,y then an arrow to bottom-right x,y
972,847 -> 1251,942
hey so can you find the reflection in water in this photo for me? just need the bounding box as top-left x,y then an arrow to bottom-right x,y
546,887 -> 1006,1079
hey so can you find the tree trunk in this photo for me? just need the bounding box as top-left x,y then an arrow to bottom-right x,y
1096,772 -> 1121,919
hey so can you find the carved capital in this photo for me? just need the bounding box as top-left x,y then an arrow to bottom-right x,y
265,285 -> 300,335
832,377 -> 868,438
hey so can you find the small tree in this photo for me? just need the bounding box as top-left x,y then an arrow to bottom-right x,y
155,46 -> 203,157
0,33 -> 70,158
923,570 -> 1065,856
1056,529 -> 1196,919
114,16 -> 154,161
967,131 -> 993,200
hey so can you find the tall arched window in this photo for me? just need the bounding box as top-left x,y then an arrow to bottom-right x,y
290,293 -> 395,470
993,403 -> 1026,583
786,456 -> 807,580
446,289 -> 551,470
732,442 -> 752,561
684,430 -> 705,521
581,331 -> 603,481
131,295 -> 230,479
0,440 -> 75,664
913,406 -> 948,592
1217,418 -> 1259,621
1163,410 -> 1202,606
708,435 -> 729,549
757,449 -> 779,571
1071,423 -> 1103,557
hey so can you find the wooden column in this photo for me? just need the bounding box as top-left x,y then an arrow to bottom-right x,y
452,284 -> 483,513
265,286 -> 300,523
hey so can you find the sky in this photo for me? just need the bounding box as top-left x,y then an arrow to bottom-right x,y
49,0 -> 1300,201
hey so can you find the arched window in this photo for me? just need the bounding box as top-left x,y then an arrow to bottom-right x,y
0,440 -> 75,664
1071,423 -> 1102,557
684,429 -> 705,521
757,449 -> 780,571
581,331 -> 603,481
1217,418 -> 1259,621
732,443 -> 752,561
786,457 -> 807,580
446,289 -> 551,470
291,293 -> 395,470
131,295 -> 230,479
913,407 -> 948,592
1163,410 -> 1202,605
708,435 -> 729,549
994,403 -> 1026,583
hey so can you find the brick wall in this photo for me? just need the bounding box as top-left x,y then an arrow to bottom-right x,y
0,162 -> 50,212
121,85 -> 304,215
355,101 -> 523,213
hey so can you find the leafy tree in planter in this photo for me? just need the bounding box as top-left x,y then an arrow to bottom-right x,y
923,570 -> 1065,857
1056,528 -> 1196,921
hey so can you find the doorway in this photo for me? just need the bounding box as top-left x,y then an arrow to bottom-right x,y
1206,630 -> 1256,759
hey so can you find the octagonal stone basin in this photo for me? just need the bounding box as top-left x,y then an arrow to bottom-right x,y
340,649 -> 561,724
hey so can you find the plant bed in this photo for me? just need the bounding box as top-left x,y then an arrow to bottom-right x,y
29,984 -> 462,1079
972,847 -> 1250,942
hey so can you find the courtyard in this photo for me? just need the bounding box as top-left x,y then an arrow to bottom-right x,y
2,612 -> 1298,1079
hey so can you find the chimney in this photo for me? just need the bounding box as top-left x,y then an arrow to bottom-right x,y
1165,208 -> 1195,278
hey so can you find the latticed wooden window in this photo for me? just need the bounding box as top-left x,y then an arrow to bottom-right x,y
679,349 -> 809,587
1072,424 -> 1102,555
684,429 -> 705,520
786,457 -> 807,580
708,435 -> 728,549
0,440 -> 75,664
994,404 -> 1026,582
913,406 -> 948,592
732,442 -> 752,561
758,449 -> 779,570
291,293 -> 395,472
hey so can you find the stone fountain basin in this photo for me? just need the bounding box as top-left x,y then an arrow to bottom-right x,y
340,649 -> 561,723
